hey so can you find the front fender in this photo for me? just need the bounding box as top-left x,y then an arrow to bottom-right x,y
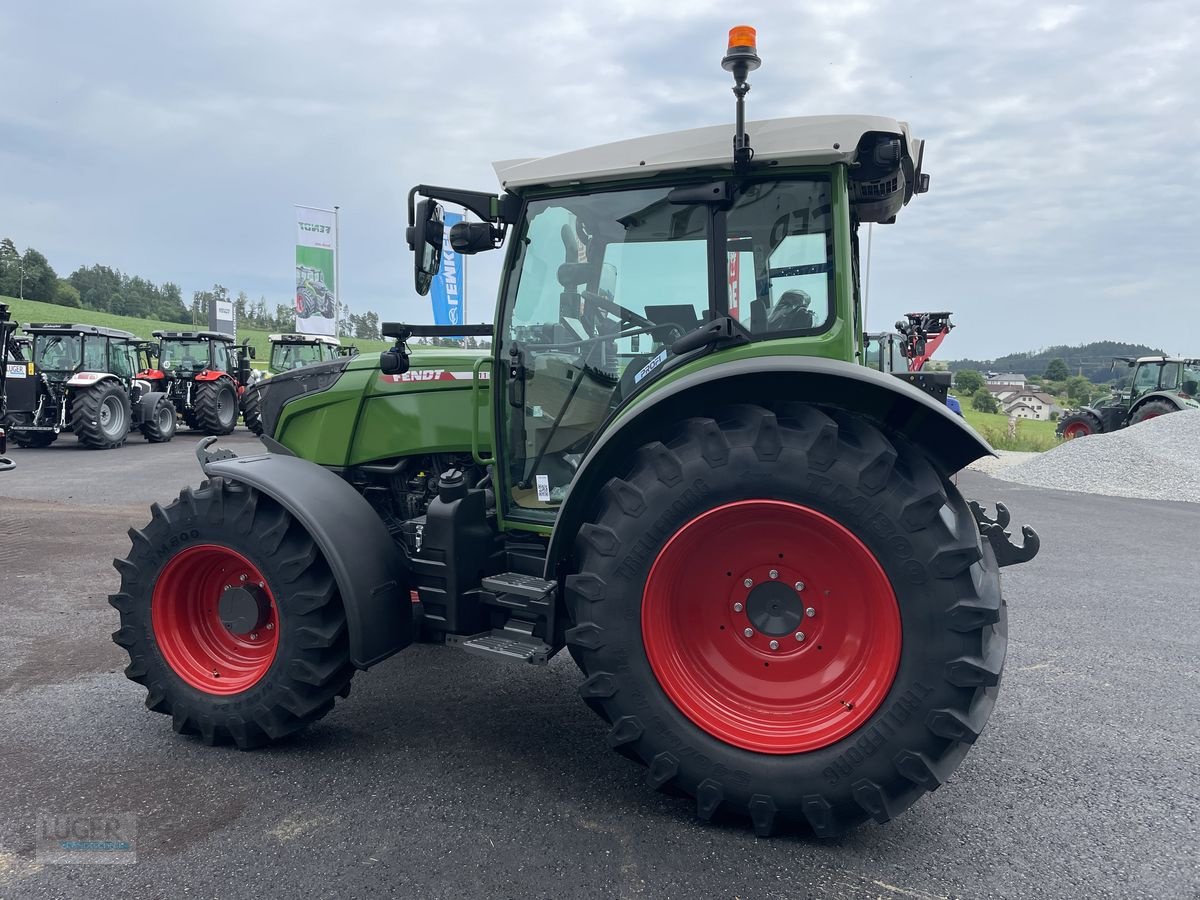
543,356 -> 994,577
66,371 -> 119,387
200,445 -> 411,668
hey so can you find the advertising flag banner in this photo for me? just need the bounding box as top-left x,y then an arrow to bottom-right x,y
295,206 -> 337,336
430,212 -> 464,327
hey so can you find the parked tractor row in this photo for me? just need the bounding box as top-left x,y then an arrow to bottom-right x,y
0,310 -> 351,450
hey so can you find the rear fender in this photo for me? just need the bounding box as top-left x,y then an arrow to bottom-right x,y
199,443 -> 411,668
137,390 -> 168,421
543,356 -> 994,577
1132,392 -> 1193,415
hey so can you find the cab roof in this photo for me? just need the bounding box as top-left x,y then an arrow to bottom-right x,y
152,330 -> 235,342
493,115 -> 921,191
268,333 -> 340,345
24,323 -> 137,340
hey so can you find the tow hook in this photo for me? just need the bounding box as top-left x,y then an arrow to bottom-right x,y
969,500 -> 1040,567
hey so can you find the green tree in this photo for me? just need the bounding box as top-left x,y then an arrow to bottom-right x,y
972,389 -> 999,413
1066,375 -> 1095,405
1044,358 -> 1069,381
52,279 -> 82,308
20,247 -> 57,302
954,369 -> 984,394
0,238 -> 20,296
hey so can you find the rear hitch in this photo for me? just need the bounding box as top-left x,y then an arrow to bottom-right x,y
969,500 -> 1040,568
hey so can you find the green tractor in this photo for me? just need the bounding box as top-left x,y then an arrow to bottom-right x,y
1056,356 -> 1200,439
241,333 -> 350,436
110,30 -> 1039,837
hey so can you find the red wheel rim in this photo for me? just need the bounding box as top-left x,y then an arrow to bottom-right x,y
152,544 -> 279,695
1062,421 -> 1091,439
641,500 -> 901,754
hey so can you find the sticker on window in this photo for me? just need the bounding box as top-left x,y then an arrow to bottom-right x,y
535,475 -> 551,502
634,349 -> 668,385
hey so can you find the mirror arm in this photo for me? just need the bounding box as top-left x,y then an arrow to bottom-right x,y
408,185 -> 515,227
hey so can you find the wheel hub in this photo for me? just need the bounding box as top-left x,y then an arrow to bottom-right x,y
745,581 -> 804,636
218,584 -> 271,636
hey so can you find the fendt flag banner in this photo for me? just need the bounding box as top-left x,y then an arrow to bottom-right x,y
430,211 -> 464,327
294,206 -> 337,336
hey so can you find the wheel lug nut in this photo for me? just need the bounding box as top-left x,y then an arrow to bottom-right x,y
733,602 -> 744,613
795,631 -> 806,642
239,574 -> 247,582
250,632 -> 258,640
794,581 -> 805,592
769,640 -> 779,651
806,607 -> 816,617
769,569 -> 778,580
212,670 -> 220,677
743,627 -> 754,638
223,584 -> 231,591
743,578 -> 753,588
258,582 -> 265,588
266,623 -> 274,630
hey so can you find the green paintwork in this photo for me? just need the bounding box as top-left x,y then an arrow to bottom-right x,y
274,346 -> 488,467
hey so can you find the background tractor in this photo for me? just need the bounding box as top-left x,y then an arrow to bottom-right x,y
1056,355 -> 1200,439
864,311 -> 958,410
241,333 -> 351,435
0,302 -> 20,468
139,330 -> 251,435
111,28 -> 1038,838
2,322 -> 175,449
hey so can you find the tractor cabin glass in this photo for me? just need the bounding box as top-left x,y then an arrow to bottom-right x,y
500,177 -> 835,521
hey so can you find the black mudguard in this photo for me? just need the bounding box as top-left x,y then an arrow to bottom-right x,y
136,390 -> 167,425
199,440 -> 411,668
544,356 -> 994,576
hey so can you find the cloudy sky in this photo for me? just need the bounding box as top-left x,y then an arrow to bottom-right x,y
2,0 -> 1197,358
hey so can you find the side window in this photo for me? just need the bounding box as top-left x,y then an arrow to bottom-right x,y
83,336 -> 108,371
510,206 -> 577,334
1159,364 -> 1181,391
109,343 -> 133,378
1132,364 -> 1161,395
726,179 -> 835,338
212,342 -> 230,371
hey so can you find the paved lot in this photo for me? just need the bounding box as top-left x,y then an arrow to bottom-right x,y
1,433 -> 1197,899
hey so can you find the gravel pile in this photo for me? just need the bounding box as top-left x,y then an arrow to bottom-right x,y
989,409 -> 1200,502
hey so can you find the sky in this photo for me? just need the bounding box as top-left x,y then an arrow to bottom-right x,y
2,0 -> 1197,359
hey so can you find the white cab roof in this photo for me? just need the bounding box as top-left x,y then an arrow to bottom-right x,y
269,333 -> 341,345
494,115 -> 917,191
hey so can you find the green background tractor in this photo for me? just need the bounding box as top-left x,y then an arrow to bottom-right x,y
241,333 -> 350,435
1057,355 -> 1200,439
110,30 -> 1038,838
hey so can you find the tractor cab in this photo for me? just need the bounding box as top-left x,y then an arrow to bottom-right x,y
267,333 -> 343,374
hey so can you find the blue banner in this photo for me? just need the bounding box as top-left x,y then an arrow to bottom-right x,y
430,211 -> 464,327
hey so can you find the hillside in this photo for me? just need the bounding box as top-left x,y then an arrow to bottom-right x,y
2,296 -> 393,360
947,341 -> 1167,383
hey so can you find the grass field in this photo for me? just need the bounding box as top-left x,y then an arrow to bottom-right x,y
963,408 -> 1060,452
1,296 -> 393,363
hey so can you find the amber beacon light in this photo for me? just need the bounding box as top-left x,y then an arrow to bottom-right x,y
721,26 -> 761,169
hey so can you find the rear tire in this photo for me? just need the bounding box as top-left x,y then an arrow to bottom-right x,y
1056,410 -> 1101,440
566,403 -> 1005,837
109,477 -> 355,748
192,380 -> 238,435
139,396 -> 177,443
71,381 -> 130,449
1129,399 -> 1177,425
241,385 -> 264,436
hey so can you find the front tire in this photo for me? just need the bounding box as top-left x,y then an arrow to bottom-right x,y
71,381 -> 130,449
566,404 -> 1005,837
1056,410 -> 1101,440
192,380 -> 238,434
241,385 -> 265,436
110,477 -> 354,747
139,396 -> 177,443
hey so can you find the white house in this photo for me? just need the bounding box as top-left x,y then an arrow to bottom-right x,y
985,372 -> 1027,389
997,390 -> 1060,421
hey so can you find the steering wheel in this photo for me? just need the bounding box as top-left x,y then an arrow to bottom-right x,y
580,290 -> 655,330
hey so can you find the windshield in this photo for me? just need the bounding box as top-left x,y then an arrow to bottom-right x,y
33,334 -> 81,372
1181,364 -> 1200,397
160,339 -> 211,373
271,342 -> 326,372
500,177 -> 837,521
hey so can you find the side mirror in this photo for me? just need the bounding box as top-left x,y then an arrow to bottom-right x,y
406,199 -> 444,296
246,346 -> 256,360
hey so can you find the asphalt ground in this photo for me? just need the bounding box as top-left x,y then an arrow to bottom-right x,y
0,432 -> 1197,899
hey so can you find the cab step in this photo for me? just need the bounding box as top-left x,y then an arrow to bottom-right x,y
455,623 -> 551,665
